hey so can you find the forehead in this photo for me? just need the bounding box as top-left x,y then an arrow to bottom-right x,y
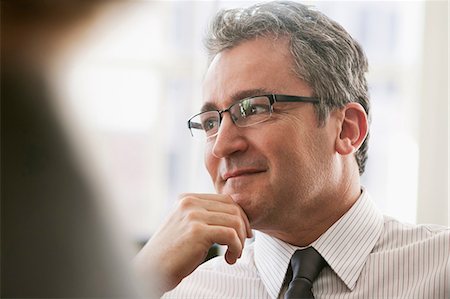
202,37 -> 312,110
200,88 -> 274,112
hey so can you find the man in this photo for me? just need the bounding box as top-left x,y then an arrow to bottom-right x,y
135,1 -> 449,298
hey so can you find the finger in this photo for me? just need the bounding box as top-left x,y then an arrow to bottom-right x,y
183,209 -> 246,248
204,225 -> 243,263
235,202 -> 253,238
179,193 -> 233,203
196,193 -> 252,238
179,194 -> 243,218
179,193 -> 252,239
225,250 -> 238,265
201,211 -> 247,247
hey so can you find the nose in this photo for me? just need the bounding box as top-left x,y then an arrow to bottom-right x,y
211,112 -> 248,158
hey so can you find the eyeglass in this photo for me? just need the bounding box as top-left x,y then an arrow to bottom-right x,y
187,94 -> 319,139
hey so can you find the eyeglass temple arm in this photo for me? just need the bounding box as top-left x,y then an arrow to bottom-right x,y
272,94 -> 320,103
187,121 -> 203,136
188,122 -> 203,130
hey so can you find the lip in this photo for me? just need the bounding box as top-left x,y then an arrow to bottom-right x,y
222,168 -> 267,181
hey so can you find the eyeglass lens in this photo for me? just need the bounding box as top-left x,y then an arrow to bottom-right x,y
189,96 -> 272,138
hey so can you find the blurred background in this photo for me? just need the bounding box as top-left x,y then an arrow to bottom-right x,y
3,0 -> 448,249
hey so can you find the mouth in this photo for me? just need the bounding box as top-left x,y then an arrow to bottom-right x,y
222,169 -> 267,181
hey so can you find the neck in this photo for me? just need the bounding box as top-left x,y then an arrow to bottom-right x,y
261,180 -> 362,247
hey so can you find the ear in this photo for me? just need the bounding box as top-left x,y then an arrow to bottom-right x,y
335,103 -> 368,155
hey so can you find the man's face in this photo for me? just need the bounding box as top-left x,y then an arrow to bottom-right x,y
202,37 -> 339,232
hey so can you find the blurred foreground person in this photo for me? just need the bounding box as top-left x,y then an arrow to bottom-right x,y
1,1 -> 142,297
135,1 -> 449,298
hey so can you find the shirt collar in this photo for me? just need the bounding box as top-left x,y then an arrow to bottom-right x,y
254,188 -> 383,298
312,188 -> 383,290
254,231 -> 300,299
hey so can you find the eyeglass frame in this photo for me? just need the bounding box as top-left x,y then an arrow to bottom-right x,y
187,94 -> 320,138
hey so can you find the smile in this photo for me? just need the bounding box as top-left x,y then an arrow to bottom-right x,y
222,169 -> 267,181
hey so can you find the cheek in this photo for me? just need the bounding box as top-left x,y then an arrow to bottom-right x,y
204,142 -> 214,174
271,119 -> 330,178
256,125 -> 306,176
296,128 -> 336,185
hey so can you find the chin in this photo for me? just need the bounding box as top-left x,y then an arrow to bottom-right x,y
225,191 -> 249,209
227,192 -> 248,205
229,193 -> 260,223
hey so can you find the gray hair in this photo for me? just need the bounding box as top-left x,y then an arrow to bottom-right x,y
204,1 -> 370,174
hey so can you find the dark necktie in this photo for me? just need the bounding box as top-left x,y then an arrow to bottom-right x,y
284,247 -> 327,299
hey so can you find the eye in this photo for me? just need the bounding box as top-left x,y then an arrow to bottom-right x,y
239,100 -> 270,117
250,104 -> 269,115
202,117 -> 219,132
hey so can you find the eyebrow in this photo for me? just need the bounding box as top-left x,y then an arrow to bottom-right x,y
200,88 -> 276,112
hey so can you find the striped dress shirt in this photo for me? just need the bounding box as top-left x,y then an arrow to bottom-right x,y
163,189 -> 450,298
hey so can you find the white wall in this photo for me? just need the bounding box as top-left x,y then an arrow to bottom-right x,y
416,0 -> 449,226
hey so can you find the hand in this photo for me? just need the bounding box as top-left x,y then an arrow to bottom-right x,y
133,193 -> 252,294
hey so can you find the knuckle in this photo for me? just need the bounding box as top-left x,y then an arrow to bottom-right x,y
221,194 -> 233,202
229,216 -> 242,231
185,210 -> 201,222
178,195 -> 196,209
178,193 -> 187,200
230,205 -> 241,215
188,222 -> 204,236
223,227 -> 238,240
